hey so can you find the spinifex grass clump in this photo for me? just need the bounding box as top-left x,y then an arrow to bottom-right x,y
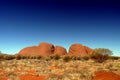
36,55 -> 42,59
0,54 -> 15,60
63,55 -> 72,62
20,56 -> 28,59
0,54 -> 5,60
72,56 -> 78,60
4,55 -> 15,60
30,56 -> 37,59
70,56 -> 82,61
81,55 -> 90,60
109,56 -> 120,60
53,54 -> 61,60
15,55 -> 22,60
42,56 -> 51,61
75,56 -> 81,60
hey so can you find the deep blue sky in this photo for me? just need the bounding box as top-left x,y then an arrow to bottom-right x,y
0,0 -> 120,56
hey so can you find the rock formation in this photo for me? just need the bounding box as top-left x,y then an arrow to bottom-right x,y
18,42 -> 92,56
68,43 -> 93,56
18,42 -> 54,56
18,46 -> 39,56
93,71 -> 120,80
54,46 -> 67,55
84,46 -> 93,54
38,42 -> 54,56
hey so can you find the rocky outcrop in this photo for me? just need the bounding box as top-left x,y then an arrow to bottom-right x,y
68,44 -> 93,56
18,42 -> 54,56
93,71 -> 120,80
18,42 -> 93,56
18,46 -> 39,56
38,42 -> 54,56
54,46 -> 67,55
84,46 -> 93,54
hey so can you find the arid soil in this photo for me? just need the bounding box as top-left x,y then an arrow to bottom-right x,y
0,58 -> 120,80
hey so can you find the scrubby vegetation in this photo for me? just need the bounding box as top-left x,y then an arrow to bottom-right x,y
0,49 -> 120,80
93,48 -> 113,55
0,48 -> 119,62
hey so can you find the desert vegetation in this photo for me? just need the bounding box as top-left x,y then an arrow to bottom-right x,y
0,48 -> 120,80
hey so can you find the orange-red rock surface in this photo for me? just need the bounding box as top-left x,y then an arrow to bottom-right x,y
93,71 -> 120,80
54,46 -> 67,55
84,46 -> 93,54
19,42 -> 54,56
38,42 -> 54,56
18,46 -> 39,56
68,44 -> 93,55
18,42 -> 92,56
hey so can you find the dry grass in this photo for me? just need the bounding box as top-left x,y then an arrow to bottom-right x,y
0,54 -> 120,80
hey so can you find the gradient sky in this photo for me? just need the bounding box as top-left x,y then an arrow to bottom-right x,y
0,0 -> 120,56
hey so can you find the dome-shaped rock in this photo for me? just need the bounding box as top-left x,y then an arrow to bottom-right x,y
54,46 -> 67,55
68,44 -> 92,56
18,46 -> 39,56
18,42 -> 54,56
38,42 -> 54,56
84,46 -> 93,54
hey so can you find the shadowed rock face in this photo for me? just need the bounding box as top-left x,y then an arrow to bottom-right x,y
54,46 -> 67,55
93,71 -> 120,80
68,44 -> 93,55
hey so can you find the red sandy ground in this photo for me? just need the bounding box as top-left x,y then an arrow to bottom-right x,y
0,59 -> 120,80
19,74 -> 46,80
0,69 -> 46,80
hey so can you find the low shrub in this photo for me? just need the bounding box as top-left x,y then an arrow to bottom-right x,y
0,54 -> 4,60
109,56 -> 120,60
37,55 -> 42,59
63,55 -> 71,62
82,55 -> 90,60
53,54 -> 61,60
90,50 -> 109,63
30,56 -> 37,59
4,55 -> 15,60
16,55 -> 22,60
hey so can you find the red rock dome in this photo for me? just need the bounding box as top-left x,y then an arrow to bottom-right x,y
38,42 -> 54,56
18,42 -> 54,56
68,44 -> 93,56
18,46 -> 39,56
18,42 -> 93,56
54,46 -> 67,55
